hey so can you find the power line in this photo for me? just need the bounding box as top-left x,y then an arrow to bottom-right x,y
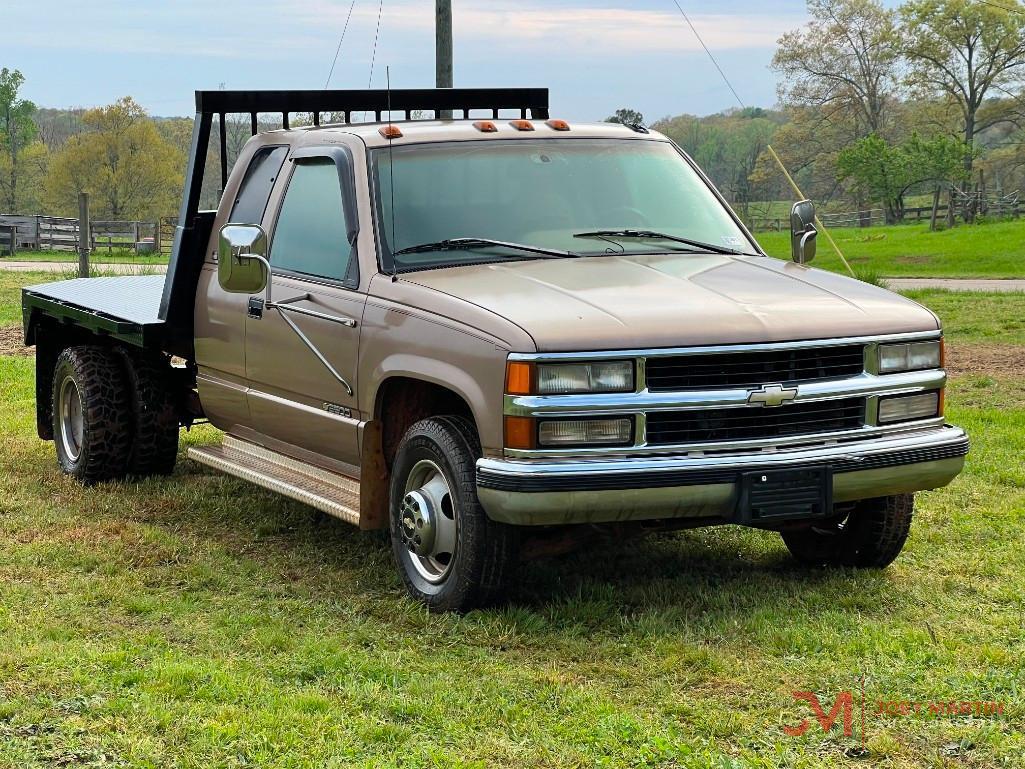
977,0 -> 1024,15
324,0 -> 359,89
367,0 -> 384,90
668,0 -> 747,111
357,0 -> 384,122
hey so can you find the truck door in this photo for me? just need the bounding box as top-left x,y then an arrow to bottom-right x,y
244,147 -> 365,467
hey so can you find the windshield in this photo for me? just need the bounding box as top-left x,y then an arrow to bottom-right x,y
371,138 -> 755,272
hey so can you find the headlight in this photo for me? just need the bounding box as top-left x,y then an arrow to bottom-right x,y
537,361 -> 633,394
878,340 -> 943,374
878,392 -> 941,424
506,360 -> 634,395
538,417 -> 633,447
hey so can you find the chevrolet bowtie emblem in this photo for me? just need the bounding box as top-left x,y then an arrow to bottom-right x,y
748,384 -> 798,407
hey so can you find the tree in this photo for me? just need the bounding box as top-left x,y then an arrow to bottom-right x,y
658,110 -> 780,214
0,68 -> 40,211
45,97 -> 184,220
772,0 -> 903,137
901,0 -> 1025,179
837,132 -> 968,221
606,108 -> 645,126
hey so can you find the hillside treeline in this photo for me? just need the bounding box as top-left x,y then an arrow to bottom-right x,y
3,0 -> 1024,224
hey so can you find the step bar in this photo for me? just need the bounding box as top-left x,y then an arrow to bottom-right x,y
188,436 -> 361,525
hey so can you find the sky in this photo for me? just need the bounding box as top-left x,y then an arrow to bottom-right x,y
6,0 -> 818,121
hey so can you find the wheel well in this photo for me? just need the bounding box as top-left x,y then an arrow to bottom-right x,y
374,377 -> 475,469
32,316 -> 196,441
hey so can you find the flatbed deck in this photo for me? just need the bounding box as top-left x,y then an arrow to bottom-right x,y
22,275 -> 167,348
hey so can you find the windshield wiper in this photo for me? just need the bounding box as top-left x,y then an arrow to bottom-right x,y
573,229 -> 753,256
393,237 -> 576,259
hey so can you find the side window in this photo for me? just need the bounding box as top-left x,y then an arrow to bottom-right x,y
229,146 -> 288,224
271,159 -> 353,283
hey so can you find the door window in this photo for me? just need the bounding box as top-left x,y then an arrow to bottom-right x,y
271,159 -> 354,283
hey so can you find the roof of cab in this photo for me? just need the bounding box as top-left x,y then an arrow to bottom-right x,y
277,119 -> 669,149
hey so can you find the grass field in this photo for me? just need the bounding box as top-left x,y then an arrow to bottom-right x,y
755,219 -> 1025,279
0,249 -> 168,265
0,273 -> 1023,767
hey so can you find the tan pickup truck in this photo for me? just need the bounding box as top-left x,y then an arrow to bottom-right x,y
22,89 -> 967,611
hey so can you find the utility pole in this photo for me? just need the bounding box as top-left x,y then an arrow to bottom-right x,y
436,0 -> 453,117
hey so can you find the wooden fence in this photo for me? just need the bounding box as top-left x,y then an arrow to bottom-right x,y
0,214 -> 163,255
747,202 -> 1022,232
159,216 -> 178,257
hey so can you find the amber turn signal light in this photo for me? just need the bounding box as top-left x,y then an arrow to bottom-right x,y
505,361 -> 535,395
504,416 -> 537,450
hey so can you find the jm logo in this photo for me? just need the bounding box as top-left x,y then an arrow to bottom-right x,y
747,384 -> 799,408
784,691 -> 855,738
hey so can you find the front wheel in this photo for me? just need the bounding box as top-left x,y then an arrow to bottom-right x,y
780,493 -> 914,568
389,416 -> 519,612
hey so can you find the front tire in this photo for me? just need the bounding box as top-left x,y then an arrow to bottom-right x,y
52,346 -> 133,484
781,493 -> 914,568
389,416 -> 519,612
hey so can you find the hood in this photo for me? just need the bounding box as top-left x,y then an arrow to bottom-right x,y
402,253 -> 939,352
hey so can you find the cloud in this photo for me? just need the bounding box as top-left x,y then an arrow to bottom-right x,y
296,1 -> 802,53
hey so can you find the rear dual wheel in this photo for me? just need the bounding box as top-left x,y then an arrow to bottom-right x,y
53,346 -> 179,484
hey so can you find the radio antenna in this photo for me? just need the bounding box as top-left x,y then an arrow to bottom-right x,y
387,66 -> 399,281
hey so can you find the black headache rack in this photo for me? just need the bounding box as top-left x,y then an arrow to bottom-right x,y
158,87 -> 550,355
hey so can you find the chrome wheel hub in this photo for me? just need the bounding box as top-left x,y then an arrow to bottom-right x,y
400,490 -> 436,557
58,376 -> 84,462
401,459 -> 457,583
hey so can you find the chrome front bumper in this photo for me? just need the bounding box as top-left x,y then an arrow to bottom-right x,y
476,425 -> 968,526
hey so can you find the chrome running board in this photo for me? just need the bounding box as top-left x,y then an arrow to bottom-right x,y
188,435 -> 361,525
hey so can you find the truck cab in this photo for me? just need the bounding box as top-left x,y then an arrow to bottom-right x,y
22,89 -> 968,611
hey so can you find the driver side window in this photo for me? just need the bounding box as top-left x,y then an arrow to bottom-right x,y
271,159 -> 354,283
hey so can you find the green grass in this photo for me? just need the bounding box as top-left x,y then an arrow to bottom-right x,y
756,219 -> 1025,278
0,279 -> 1023,766
1,249 -> 168,265
902,290 -> 1025,345
0,272 -> 52,327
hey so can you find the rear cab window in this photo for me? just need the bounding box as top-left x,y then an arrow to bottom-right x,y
229,145 -> 288,225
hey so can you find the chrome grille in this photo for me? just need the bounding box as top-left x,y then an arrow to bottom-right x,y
645,397 -> 866,445
645,345 -> 865,392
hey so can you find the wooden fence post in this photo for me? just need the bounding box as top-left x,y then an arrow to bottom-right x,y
929,186 -> 941,231
78,192 -> 90,278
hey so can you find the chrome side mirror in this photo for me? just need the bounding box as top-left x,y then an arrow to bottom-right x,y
218,224 -> 270,294
790,200 -> 818,265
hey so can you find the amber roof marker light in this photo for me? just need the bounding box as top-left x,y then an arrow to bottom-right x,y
473,120 -> 499,133
545,119 -> 571,131
379,124 -> 403,139
509,119 -> 535,131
